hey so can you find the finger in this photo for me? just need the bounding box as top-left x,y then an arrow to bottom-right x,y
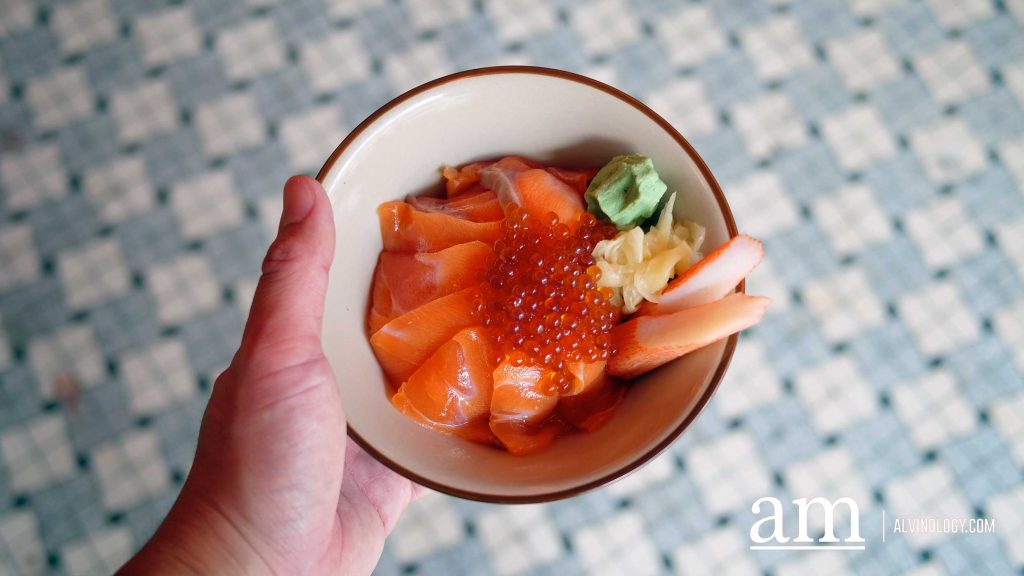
236,175 -> 336,377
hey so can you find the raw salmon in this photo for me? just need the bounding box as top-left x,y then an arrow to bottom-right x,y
609,293 -> 770,379
390,327 -> 500,443
480,165 -> 585,223
370,286 -> 481,383
558,373 -> 625,432
489,362 -> 563,455
442,161 -> 490,196
546,166 -> 599,195
406,188 -> 504,222
378,202 -> 502,252
637,234 -> 764,316
368,241 -> 493,333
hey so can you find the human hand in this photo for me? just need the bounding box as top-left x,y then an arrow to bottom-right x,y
121,176 -> 423,575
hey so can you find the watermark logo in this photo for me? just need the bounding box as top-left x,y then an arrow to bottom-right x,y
749,496 -> 866,551
750,496 -> 998,551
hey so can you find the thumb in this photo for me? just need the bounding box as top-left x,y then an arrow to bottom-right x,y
235,175 -> 336,379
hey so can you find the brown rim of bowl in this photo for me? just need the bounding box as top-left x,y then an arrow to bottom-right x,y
316,65 -> 741,504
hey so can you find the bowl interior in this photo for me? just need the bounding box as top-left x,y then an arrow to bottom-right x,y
319,69 -> 735,501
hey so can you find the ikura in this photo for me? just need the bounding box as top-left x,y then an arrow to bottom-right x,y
471,207 -> 621,395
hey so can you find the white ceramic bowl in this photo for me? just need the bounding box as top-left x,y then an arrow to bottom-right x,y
317,67 -> 739,502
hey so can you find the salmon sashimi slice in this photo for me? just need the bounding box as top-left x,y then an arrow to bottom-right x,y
546,166 -> 599,195
609,293 -> 770,380
489,362 -> 563,455
480,165 -> 586,223
378,202 -> 502,252
406,188 -> 504,222
442,161 -> 490,196
636,234 -> 764,316
563,360 -> 606,396
390,327 -> 501,443
370,285 -> 481,384
368,241 -> 492,333
558,373 -> 625,432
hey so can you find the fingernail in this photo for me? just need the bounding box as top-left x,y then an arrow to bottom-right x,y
280,176 -> 316,228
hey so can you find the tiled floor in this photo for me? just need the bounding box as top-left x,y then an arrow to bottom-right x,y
0,0 -> 1023,574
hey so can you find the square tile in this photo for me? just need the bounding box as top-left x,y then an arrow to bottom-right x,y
821,104 -> 898,172
52,0 -> 118,55
909,118 -> 988,185
572,510 -> 661,576
891,370 -> 978,450
795,355 -> 879,435
777,553 -> 853,576
725,171 -> 800,238
91,429 -> 171,511
120,338 -> 196,415
0,512 -> 46,575
1,144 -> 69,211
884,463 -> 972,549
942,428 -> 1021,506
170,169 -> 245,240
0,414 -> 76,492
671,526 -> 760,576
194,92 -> 266,158
383,38 -> 450,93
60,527 -> 133,576
0,0 -> 35,35
715,338 -> 783,418
57,238 -> 131,311
83,155 -> 155,224
688,431 -> 773,515
654,4 -> 728,68
731,92 -> 808,159
1000,138 -> 1024,190
607,450 -> 676,496
216,18 -> 287,82
388,493 -> 464,561
110,79 -> 178,144
0,240 -> 39,301
827,29 -> 901,92
147,253 -> 221,325
485,0 -> 557,43
739,16 -> 815,81
1006,63 -> 1024,108
785,447 -> 873,535
27,66 -> 94,132
133,5 -> 203,67
811,185 -> 893,256
28,324 -> 105,399
746,255 -> 790,315
903,196 -> 985,269
406,0 -> 472,30
841,412 -> 923,487
646,79 -> 719,137
926,0 -> 995,29
912,40 -> 990,105
279,104 -> 345,172
299,29 -> 371,94
803,267 -> 886,343
897,281 -> 982,357
477,504 -> 562,575
993,300 -> 1024,373
571,0 -> 641,56
987,486 -> 1024,567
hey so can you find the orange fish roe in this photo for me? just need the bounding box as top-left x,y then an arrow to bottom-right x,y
472,208 -> 621,396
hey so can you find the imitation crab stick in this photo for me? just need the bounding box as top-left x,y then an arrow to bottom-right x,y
377,202 -> 502,252
369,286 -> 480,384
609,293 -> 770,379
368,241 -> 493,333
636,234 -> 764,317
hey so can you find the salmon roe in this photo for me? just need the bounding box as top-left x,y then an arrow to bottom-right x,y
471,208 -> 621,396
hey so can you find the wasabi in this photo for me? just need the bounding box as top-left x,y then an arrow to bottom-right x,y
584,154 -> 668,229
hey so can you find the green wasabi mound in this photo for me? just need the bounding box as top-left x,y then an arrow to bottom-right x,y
584,154 -> 668,229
